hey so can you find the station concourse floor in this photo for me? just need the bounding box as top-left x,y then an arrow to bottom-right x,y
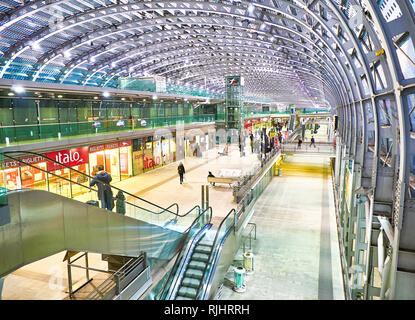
2,143 -> 261,300
220,153 -> 345,300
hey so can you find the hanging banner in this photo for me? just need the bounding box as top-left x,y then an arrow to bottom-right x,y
46,147 -> 89,171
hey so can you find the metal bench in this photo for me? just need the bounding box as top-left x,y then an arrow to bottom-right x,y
207,176 -> 235,187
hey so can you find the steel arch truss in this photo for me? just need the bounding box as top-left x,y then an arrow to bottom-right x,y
1,0 -> 415,300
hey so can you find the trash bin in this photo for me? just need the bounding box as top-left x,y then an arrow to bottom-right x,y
233,267 -> 246,293
244,252 -> 255,275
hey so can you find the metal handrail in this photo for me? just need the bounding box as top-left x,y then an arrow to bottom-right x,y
242,223 -> 257,253
195,208 -> 237,300
85,253 -> 146,300
155,206 -> 212,300
2,151 -> 196,217
2,152 -> 179,217
167,223 -> 211,300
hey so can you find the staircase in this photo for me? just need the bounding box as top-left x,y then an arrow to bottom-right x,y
175,236 -> 213,300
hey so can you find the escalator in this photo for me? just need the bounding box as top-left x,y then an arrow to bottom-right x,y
0,151 -> 209,281
175,235 -> 214,300
157,209 -> 237,300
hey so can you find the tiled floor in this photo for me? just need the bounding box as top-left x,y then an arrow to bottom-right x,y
220,154 -> 344,300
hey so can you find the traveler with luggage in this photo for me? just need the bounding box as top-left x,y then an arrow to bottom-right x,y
90,165 -> 113,211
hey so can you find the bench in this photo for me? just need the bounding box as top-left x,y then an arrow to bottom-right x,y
207,176 -> 236,187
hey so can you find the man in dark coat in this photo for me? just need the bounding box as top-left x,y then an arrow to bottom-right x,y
178,162 -> 185,184
90,165 -> 113,210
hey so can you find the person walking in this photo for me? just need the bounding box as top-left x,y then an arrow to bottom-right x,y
178,162 -> 185,184
310,136 -> 316,148
90,165 -> 113,211
115,190 -> 126,215
298,138 -> 303,148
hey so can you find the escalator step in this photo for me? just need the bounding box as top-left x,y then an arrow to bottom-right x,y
182,277 -> 201,289
194,245 -> 211,254
178,286 -> 197,298
199,239 -> 214,246
192,253 -> 210,262
176,296 -> 193,300
189,260 -> 207,270
185,268 -> 204,279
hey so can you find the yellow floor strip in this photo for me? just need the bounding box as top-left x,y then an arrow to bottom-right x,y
278,162 -> 328,178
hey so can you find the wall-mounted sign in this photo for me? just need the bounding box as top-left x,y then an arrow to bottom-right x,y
46,147 -> 89,171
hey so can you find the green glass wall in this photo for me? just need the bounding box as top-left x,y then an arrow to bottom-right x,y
0,97 -> 215,148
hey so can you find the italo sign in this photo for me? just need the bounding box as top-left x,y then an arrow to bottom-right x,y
46,147 -> 89,171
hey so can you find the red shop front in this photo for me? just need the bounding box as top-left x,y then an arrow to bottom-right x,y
89,140 -> 132,182
46,147 -> 90,198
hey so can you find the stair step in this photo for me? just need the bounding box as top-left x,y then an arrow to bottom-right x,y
182,277 -> 201,289
189,260 -> 207,270
192,253 -> 210,262
185,268 -> 204,279
178,286 -> 197,298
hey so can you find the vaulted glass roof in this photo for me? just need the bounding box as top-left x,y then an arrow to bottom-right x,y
0,0 -> 414,109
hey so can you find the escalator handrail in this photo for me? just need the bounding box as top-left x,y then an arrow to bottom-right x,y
195,208 -> 236,299
2,153 -> 171,217
3,151 -> 185,216
155,206 -> 212,300
167,223 -> 212,300
199,220 -> 235,300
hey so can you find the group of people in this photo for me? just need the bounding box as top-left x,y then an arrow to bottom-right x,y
297,136 -> 316,148
89,162 -> 188,215
89,165 -> 126,214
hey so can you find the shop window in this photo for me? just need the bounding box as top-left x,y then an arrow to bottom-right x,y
105,145 -> 120,182
119,142 -> 132,180
153,139 -> 162,169
70,163 -> 90,198
48,167 -> 71,197
161,137 -> 171,165
132,139 -> 144,176
143,137 -> 154,172
395,34 -> 415,79
170,136 -> 177,162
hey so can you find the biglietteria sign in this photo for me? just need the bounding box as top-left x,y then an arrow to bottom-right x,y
46,147 -> 89,171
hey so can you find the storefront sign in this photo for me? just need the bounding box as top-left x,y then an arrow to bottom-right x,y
2,155 -> 45,169
89,144 -> 105,153
46,147 -> 89,171
119,140 -> 132,147
105,142 -> 120,150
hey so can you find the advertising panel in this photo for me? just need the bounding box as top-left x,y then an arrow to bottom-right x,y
46,147 -> 89,171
